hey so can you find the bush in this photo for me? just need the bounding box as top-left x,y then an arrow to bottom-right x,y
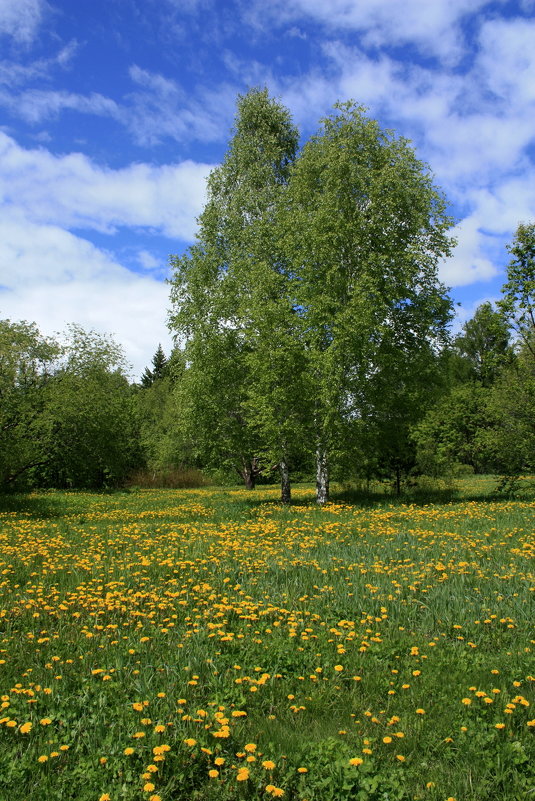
126,467 -> 209,488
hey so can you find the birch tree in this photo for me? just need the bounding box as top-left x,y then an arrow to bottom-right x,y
280,102 -> 454,502
168,89 -> 302,496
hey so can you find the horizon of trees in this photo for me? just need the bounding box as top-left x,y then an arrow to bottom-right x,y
1,90 -> 534,499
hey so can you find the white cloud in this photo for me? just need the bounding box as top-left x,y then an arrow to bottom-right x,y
0,132 -> 212,377
252,0 -> 499,63
0,211 -> 173,379
0,0 -> 44,44
3,88 -> 120,124
125,65 -> 238,145
0,132 -> 212,240
439,218 -> 499,288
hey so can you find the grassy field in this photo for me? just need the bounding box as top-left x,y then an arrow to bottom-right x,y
0,478 -> 533,801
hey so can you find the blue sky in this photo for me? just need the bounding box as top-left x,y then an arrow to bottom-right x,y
1,0 -> 534,377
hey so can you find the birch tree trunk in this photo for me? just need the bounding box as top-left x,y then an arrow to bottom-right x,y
280,458 -> 291,504
316,444 -> 329,504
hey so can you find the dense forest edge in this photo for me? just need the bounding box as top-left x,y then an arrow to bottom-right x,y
1,90 -> 534,502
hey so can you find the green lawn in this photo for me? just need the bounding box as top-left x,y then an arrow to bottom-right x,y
0,478 -> 533,800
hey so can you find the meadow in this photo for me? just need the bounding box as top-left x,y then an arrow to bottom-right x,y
0,479 -> 533,801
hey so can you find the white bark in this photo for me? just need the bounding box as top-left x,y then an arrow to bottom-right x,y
316,444 -> 329,504
280,459 -> 291,504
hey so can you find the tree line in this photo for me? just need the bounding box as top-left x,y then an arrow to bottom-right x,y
1,91 -> 533,500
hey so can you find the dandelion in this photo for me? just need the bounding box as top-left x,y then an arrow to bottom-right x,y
349,757 -> 363,766
236,767 -> 250,781
37,755 -> 48,763
143,783 -> 155,792
208,769 -> 219,778
19,722 -> 32,734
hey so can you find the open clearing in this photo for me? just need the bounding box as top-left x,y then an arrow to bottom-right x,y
0,480 -> 533,800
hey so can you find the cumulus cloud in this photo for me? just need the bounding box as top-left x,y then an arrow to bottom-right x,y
0,211 -> 173,378
0,0 -> 44,44
0,132 -> 212,240
0,133 -> 212,376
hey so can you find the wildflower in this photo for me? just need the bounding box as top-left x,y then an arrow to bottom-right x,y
143,783 -> 155,792
415,708 -> 425,715
40,718 -> 52,726
349,757 -> 363,766
214,757 -> 225,765
184,738 -> 196,746
99,795 -> 111,801
236,767 -> 249,781
19,722 -> 32,734
383,736 -> 392,744
396,755 -> 405,762
262,760 -> 276,769
461,698 -> 472,705
124,747 -> 135,755
38,755 -> 48,763
244,743 -> 257,752
209,769 -> 219,778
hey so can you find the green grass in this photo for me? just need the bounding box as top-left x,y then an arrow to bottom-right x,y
0,477 -> 533,800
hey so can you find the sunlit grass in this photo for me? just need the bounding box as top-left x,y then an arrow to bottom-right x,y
0,478 -> 533,800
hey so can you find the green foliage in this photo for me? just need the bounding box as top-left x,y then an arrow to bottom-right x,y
499,221 -> 535,358
168,88 -> 303,491
412,383 -> 496,476
483,346 -> 535,476
279,102 -> 455,495
0,320 -> 138,490
0,319 -> 60,488
452,302 -> 513,386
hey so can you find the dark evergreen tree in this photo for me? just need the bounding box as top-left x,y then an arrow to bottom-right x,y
141,344 -> 168,387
